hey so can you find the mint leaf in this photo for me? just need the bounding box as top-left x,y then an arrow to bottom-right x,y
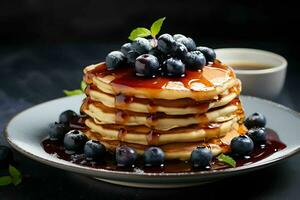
217,154 -> 236,167
81,81 -> 87,91
9,165 -> 22,186
128,28 -> 151,41
63,89 -> 83,96
0,176 -> 12,186
150,17 -> 166,37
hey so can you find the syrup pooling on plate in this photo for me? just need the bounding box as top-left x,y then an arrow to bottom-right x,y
42,128 -> 286,173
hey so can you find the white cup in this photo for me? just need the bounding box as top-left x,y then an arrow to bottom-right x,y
214,48 -> 288,99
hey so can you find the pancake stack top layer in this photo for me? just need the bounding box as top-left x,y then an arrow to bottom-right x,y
80,60 -> 247,160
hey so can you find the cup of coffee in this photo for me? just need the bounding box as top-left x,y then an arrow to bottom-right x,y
214,48 -> 288,99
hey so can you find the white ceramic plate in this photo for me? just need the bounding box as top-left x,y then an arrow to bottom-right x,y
5,95 -> 300,188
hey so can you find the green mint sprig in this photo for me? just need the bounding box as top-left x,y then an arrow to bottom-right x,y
0,165 -> 22,186
217,154 -> 236,168
128,17 -> 166,41
64,81 -> 87,96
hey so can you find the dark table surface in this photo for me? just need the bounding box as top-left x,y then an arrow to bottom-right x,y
0,43 -> 300,200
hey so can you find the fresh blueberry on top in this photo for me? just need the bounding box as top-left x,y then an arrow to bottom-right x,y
173,34 -> 187,41
171,42 -> 188,58
164,57 -> 185,77
247,127 -> 267,144
176,37 -> 196,51
184,51 -> 206,70
190,146 -> 213,168
126,50 -> 140,65
121,43 -> 132,56
84,140 -> 106,161
230,135 -> 254,156
157,33 -> 176,54
144,147 -> 165,167
63,130 -> 88,154
149,47 -> 165,63
131,37 -> 152,54
244,112 -> 267,129
0,146 -> 13,169
196,46 -> 216,64
135,54 -> 160,77
105,51 -> 126,70
59,110 -> 79,124
115,146 -> 137,167
48,122 -> 70,141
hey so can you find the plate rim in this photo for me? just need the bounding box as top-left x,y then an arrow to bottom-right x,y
4,95 -> 300,178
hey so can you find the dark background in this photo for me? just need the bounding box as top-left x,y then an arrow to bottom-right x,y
1,1 -> 300,199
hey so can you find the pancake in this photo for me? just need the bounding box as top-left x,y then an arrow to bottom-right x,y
83,61 -> 238,101
84,123 -> 246,160
82,100 -> 240,130
85,117 -> 239,145
86,86 -> 240,115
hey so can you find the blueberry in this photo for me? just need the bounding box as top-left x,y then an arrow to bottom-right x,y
131,37 -> 152,54
126,50 -> 140,65
84,140 -> 106,161
171,42 -> 188,58
157,34 -> 176,54
176,37 -> 196,51
164,58 -> 185,77
0,146 -> 13,169
48,122 -> 69,141
196,46 -> 216,64
144,147 -> 165,167
149,48 -> 165,63
63,130 -> 88,154
244,112 -> 267,129
173,34 -> 187,41
105,51 -> 126,70
135,54 -> 160,77
184,51 -> 206,70
116,146 -> 137,167
59,110 -> 78,124
247,127 -> 267,144
190,146 -> 213,168
231,135 -> 254,156
121,43 -> 132,56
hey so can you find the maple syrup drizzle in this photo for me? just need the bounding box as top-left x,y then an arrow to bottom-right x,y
84,62 -> 231,92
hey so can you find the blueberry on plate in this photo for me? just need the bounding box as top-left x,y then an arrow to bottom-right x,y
0,146 -> 13,169
247,127 -> 267,144
121,43 -> 132,56
157,33 -> 176,54
173,34 -> 187,41
244,112 -> 267,129
48,122 -> 69,141
131,37 -> 152,54
171,42 -> 188,58
176,37 -> 196,51
190,146 -> 213,168
230,135 -> 254,156
116,146 -> 137,167
184,51 -> 206,70
126,50 -> 140,65
144,147 -> 165,167
105,51 -> 126,70
84,140 -> 106,161
64,130 -> 88,154
135,54 -> 160,77
196,46 -> 216,64
59,110 -> 78,124
164,57 -> 185,77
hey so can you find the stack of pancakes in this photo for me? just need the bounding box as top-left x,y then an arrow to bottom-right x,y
81,60 -> 247,160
